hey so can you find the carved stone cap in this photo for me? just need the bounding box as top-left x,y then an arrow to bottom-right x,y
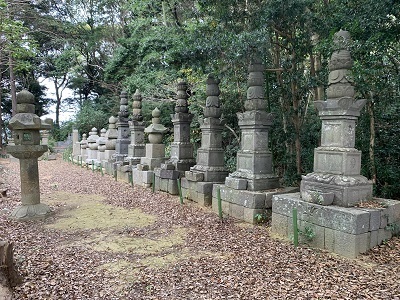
315,98 -> 366,117
144,108 -> 168,134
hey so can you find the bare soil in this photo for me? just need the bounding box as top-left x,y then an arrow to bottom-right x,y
0,157 -> 399,299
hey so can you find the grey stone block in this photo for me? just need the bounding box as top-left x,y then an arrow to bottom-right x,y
230,203 -> 244,220
369,230 -> 378,249
142,171 -> 154,184
161,163 -> 175,170
271,212 -> 288,238
167,179 -> 179,195
225,177 -> 247,190
272,193 -> 370,234
377,228 -> 392,245
265,187 -> 299,207
243,207 -> 265,224
185,171 -> 204,182
196,182 -> 214,195
137,164 -> 149,171
333,231 -> 369,258
359,208 -> 381,231
195,192 -> 212,206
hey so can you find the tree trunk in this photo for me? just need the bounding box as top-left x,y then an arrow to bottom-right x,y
367,94 -> 377,185
9,54 -> 17,117
0,241 -> 21,299
0,52 -> 3,148
54,80 -> 61,128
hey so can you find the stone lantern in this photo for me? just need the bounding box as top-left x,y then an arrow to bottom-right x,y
7,90 -> 53,220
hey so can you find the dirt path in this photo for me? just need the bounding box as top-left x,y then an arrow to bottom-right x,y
0,157 -> 399,299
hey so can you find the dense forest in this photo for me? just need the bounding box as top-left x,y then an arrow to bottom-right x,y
0,0 -> 399,199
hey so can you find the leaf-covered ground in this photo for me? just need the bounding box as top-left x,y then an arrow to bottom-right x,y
0,157 -> 399,299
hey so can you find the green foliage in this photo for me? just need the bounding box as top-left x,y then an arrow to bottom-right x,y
299,226 -> 316,242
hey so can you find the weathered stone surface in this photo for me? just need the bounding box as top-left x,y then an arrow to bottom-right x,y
6,90 -> 52,220
300,30 -> 372,208
272,193 -> 370,234
225,177 -> 247,190
185,171 -> 204,182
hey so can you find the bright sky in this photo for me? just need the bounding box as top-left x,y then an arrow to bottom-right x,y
40,78 -> 77,123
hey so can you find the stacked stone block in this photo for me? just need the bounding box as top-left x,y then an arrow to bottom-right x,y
272,193 -> 400,258
271,30 -> 399,258
132,108 -> 168,187
154,81 -> 195,195
126,89 -> 145,167
182,74 -> 228,205
211,58 -> 289,224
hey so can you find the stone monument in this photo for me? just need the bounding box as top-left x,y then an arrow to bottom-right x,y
6,90 -> 53,220
211,58 -> 296,223
103,116 -> 118,174
79,133 -> 88,163
300,30 -> 372,207
72,129 -> 80,161
132,108 -> 168,187
271,30 -> 400,258
126,89 -> 145,167
97,128 -> 107,165
182,74 -> 229,205
114,91 -> 130,162
154,80 -> 195,195
86,127 -> 99,165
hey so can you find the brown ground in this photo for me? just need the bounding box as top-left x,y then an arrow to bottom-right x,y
0,157 -> 399,299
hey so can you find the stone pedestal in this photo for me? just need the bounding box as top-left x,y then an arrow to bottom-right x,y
126,90 -> 145,167
102,116 -> 118,175
154,81 -> 195,195
79,133 -> 88,163
271,30 -> 388,258
212,59 -> 282,222
182,75 -> 228,205
86,127 -> 99,165
133,108 -> 168,187
114,91 -> 130,163
72,129 -> 80,160
6,90 -> 53,220
271,193 -> 400,258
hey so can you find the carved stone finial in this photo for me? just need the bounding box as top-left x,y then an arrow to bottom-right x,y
204,74 -> 222,118
175,81 -> 189,113
326,30 -> 355,101
244,58 -> 266,111
132,89 -> 143,121
118,91 -> 129,118
145,107 -> 168,144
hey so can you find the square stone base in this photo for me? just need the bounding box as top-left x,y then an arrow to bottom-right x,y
132,168 -> 154,188
181,178 -> 215,206
154,176 -> 179,195
301,178 -> 373,207
211,184 -> 299,224
271,193 -> 400,258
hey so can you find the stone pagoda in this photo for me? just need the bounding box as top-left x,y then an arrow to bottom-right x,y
7,90 -> 53,220
154,80 -> 196,195
103,116 -> 118,174
114,91 -> 130,163
270,30 -> 399,258
126,89 -> 145,166
300,29 -> 372,207
132,107 -> 168,187
97,128 -> 107,164
79,133 -> 88,162
182,74 -> 228,205
86,127 -> 99,165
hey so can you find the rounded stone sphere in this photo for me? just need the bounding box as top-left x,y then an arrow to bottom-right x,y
17,90 -> 35,104
148,133 -> 162,144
